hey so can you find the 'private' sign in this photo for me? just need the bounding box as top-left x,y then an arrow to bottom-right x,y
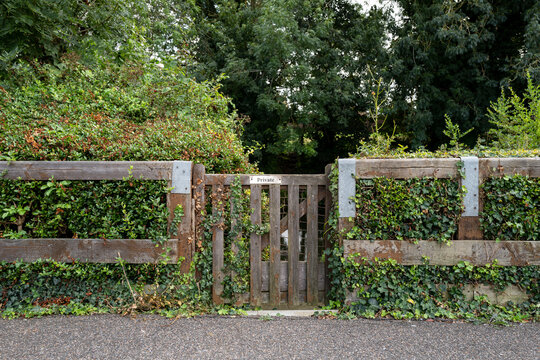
249,176 -> 282,185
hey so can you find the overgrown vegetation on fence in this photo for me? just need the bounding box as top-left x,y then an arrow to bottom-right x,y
325,155 -> 539,323
481,176 -> 540,241
349,178 -> 462,243
0,58 -> 253,173
0,177 -> 169,240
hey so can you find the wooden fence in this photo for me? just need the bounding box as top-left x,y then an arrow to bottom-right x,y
195,165 -> 331,307
1,157 -> 539,308
339,157 -> 540,266
0,161 -> 194,273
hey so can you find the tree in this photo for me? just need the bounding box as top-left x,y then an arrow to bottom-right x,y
0,0 -> 196,71
190,0 -> 390,172
388,0 -> 540,149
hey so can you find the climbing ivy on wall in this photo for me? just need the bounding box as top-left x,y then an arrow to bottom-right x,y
327,254 -> 539,323
347,177 -> 463,243
325,159 -> 539,323
0,177 -> 169,240
481,175 -> 540,241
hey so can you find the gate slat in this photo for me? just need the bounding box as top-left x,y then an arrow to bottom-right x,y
288,184 -> 300,306
250,185 -> 262,306
269,184 -> 281,306
212,184 -> 225,305
306,184 -> 318,305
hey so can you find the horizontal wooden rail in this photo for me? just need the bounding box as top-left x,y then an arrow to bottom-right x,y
354,158 -> 460,179
344,240 -> 539,266
205,174 -> 327,186
482,158 -> 540,177
0,238 -> 180,263
0,161 -> 173,180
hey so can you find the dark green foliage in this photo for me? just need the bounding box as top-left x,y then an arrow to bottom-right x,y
390,0 -> 540,149
481,176 -> 540,241
0,0 -> 196,71
347,178 -> 462,242
191,0 -> 389,172
0,58 -> 252,173
0,177 -> 169,240
327,254 -> 539,322
0,259 -> 208,318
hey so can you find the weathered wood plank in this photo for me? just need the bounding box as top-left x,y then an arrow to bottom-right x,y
306,185 -> 319,305
324,164 -> 332,303
287,184 -> 300,306
168,162 -> 193,273
212,183 -> 225,305
0,239 -> 178,263
261,262 -> 326,292
260,291 -> 326,306
344,240 -> 539,266
269,184 -> 281,306
457,216 -> 483,240
205,174 -> 327,186
192,164 -> 206,253
482,158 -> 540,177
0,161 -> 173,180
250,184 -> 263,306
355,158 -> 459,179
168,193 -> 192,273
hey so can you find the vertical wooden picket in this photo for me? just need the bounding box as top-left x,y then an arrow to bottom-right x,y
306,184 -> 318,305
212,183 -> 225,305
250,185 -> 262,306
269,184 -> 281,306
287,184 -> 300,306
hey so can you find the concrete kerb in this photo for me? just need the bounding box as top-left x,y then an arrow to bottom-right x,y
246,310 -> 338,317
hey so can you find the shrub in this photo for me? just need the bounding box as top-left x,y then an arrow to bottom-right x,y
487,72 -> 540,150
0,57 -> 253,173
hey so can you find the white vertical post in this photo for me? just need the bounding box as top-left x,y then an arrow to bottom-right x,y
338,159 -> 356,218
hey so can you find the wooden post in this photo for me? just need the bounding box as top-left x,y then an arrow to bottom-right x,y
250,184 -> 262,306
211,182 -> 225,305
458,157 -> 483,240
323,163 -> 332,304
168,161 -> 193,274
269,184 -> 281,306
306,184 -> 318,305
192,164 -> 206,253
287,184 -> 300,306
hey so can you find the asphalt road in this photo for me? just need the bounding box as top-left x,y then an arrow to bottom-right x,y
0,314 -> 538,360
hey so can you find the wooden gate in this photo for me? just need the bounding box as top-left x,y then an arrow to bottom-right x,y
195,165 -> 331,308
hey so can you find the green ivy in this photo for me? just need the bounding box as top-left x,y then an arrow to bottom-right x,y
332,255 -> 539,323
194,176 -> 270,304
325,161 -> 539,323
324,241 -> 539,323
348,177 -> 462,242
481,175 -> 540,241
0,178 -> 169,240
0,258 -> 210,318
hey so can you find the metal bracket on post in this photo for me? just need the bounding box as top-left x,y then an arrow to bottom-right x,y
171,161 -> 192,194
338,159 -> 356,218
460,156 -> 479,217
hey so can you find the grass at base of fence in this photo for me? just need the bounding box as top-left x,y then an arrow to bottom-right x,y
0,258 -> 213,319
